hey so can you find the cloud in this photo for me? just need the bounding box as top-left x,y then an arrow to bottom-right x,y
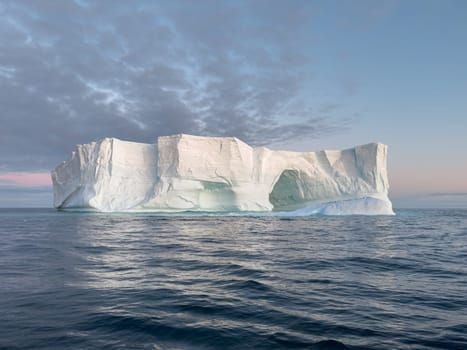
0,0 -> 349,172
0,185 -> 51,194
0,172 -> 51,186
0,178 -> 16,186
428,192 -> 467,197
392,192 -> 467,209
0,185 -> 52,208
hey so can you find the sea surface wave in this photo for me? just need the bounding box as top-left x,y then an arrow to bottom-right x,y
1,209 -> 466,349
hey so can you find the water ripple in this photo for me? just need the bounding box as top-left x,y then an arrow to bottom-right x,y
0,208 -> 466,349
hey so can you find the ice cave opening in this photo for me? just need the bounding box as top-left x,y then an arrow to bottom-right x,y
269,169 -> 311,211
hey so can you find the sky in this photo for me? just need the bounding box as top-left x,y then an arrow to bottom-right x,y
0,0 -> 466,208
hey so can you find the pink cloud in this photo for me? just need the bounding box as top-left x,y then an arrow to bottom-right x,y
0,172 -> 52,187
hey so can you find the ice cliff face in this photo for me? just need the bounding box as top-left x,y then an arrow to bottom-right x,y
51,134 -> 394,215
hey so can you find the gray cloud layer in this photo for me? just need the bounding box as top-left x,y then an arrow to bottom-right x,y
0,0 -> 348,171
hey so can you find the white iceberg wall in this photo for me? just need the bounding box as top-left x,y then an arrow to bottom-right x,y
52,138 -> 157,211
101,139 -> 157,211
52,138 -> 111,209
145,135 -> 268,211
52,134 -> 393,214
252,142 -> 390,211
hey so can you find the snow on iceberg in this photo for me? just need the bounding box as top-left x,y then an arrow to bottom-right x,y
51,134 -> 394,215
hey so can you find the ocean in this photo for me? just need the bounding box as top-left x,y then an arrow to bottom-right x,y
0,209 -> 466,349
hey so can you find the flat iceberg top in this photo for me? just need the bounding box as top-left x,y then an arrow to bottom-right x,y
51,134 -> 393,215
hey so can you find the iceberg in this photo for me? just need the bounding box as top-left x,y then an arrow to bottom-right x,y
51,134 -> 394,215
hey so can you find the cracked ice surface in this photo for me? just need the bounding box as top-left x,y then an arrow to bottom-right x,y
51,134 -> 394,215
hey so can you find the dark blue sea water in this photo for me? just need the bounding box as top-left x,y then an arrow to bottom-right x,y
0,209 -> 466,350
